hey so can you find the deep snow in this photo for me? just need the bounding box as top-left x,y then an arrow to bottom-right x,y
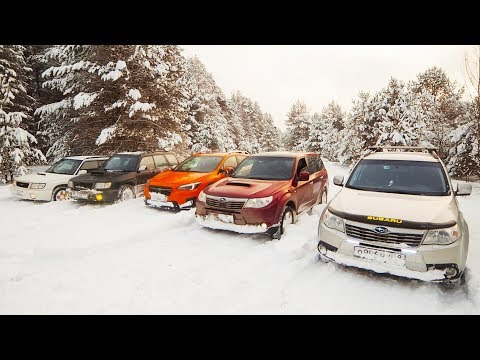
0,162 -> 479,314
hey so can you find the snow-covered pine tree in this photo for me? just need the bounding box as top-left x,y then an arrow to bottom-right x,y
25,45 -> 64,156
338,92 -> 375,164
229,91 -> 261,153
373,78 -> 425,147
258,112 -> 281,151
181,56 -> 235,153
36,45 -> 187,159
0,45 -> 45,183
284,100 -> 310,151
306,101 -> 345,160
448,99 -> 480,178
410,67 -> 465,161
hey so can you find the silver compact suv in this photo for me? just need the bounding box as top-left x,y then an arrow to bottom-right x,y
317,146 -> 472,286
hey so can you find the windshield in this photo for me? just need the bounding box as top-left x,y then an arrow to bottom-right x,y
346,159 -> 449,196
232,156 -> 295,180
46,159 -> 82,175
174,156 -> 223,173
102,155 -> 139,172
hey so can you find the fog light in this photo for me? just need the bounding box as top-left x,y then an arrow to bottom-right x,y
445,267 -> 457,278
261,223 -> 267,229
30,194 -> 36,199
96,194 -> 103,201
318,244 -> 327,255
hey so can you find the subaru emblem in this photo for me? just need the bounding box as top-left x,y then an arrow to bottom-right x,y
374,226 -> 389,234
219,197 -> 227,203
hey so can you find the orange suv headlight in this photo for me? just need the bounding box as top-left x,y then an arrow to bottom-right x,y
178,182 -> 201,191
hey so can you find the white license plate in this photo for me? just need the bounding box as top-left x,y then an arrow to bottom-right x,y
354,246 -> 406,267
215,213 -> 234,224
71,191 -> 89,199
150,192 -> 167,202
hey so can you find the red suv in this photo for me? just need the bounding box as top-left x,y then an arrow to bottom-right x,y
195,151 -> 328,239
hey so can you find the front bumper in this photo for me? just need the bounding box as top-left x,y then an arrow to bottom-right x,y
68,188 -> 119,203
145,198 -> 195,210
195,200 -> 279,234
318,220 -> 465,282
10,185 -> 52,201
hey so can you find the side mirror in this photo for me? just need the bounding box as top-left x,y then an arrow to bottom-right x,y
298,171 -> 310,182
333,175 -> 344,186
138,165 -> 147,172
78,169 -> 87,175
223,166 -> 235,176
456,183 -> 472,196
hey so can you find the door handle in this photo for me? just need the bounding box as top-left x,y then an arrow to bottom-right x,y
310,181 -> 313,184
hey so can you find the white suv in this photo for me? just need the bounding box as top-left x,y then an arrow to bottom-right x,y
11,156 -> 108,201
317,146 -> 472,286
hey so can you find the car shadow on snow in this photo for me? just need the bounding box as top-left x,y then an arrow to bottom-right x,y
317,255 -> 471,296
196,226 -> 272,244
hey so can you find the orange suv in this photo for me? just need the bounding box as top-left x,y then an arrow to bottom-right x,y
144,151 -> 249,210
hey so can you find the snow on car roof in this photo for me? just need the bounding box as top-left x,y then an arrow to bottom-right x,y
64,155 -> 109,160
364,151 -> 438,162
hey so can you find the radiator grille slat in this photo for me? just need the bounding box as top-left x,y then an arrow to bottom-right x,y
149,186 -> 172,196
206,196 -> 246,212
345,224 -> 424,247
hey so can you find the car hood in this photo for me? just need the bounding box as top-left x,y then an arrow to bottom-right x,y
149,170 -> 212,186
329,187 -> 458,225
70,170 -> 136,184
206,178 -> 289,198
15,172 -> 70,183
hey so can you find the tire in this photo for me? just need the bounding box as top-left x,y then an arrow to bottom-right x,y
441,271 -> 466,289
117,185 -> 136,202
53,186 -> 69,201
271,206 -> 295,240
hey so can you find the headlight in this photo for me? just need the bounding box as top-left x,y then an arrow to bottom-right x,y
30,183 -> 46,189
423,225 -> 460,245
322,209 -> 345,233
178,182 -> 201,191
68,180 -> 74,188
244,196 -> 273,208
94,182 -> 111,190
198,190 -> 206,203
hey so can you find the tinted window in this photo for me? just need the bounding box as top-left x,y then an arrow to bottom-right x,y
306,155 -> 320,173
232,156 -> 295,181
296,158 -> 307,177
153,154 -> 169,168
346,159 -> 449,196
223,156 -> 238,169
318,157 -> 324,171
139,156 -> 155,170
46,158 -> 82,175
79,160 -> 100,172
165,154 -> 178,165
103,155 -> 138,172
175,156 -> 223,173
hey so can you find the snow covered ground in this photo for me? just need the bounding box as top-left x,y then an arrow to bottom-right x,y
1,161 -> 479,314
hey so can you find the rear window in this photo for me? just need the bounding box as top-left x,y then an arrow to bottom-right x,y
165,154 -> 178,165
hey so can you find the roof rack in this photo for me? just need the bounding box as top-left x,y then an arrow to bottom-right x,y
229,150 -> 249,154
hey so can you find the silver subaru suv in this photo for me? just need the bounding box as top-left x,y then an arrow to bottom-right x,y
317,146 -> 472,286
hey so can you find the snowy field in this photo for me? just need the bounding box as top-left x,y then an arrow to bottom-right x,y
1,162 -> 479,314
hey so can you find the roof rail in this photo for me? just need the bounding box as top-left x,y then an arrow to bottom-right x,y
368,145 -> 440,160
229,150 -> 249,154
368,145 -> 438,153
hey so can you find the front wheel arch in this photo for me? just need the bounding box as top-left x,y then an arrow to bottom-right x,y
52,185 -> 69,201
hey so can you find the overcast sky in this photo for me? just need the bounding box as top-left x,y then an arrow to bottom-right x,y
181,45 -> 474,131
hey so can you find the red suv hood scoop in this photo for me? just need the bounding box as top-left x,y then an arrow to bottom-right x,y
226,182 -> 251,187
